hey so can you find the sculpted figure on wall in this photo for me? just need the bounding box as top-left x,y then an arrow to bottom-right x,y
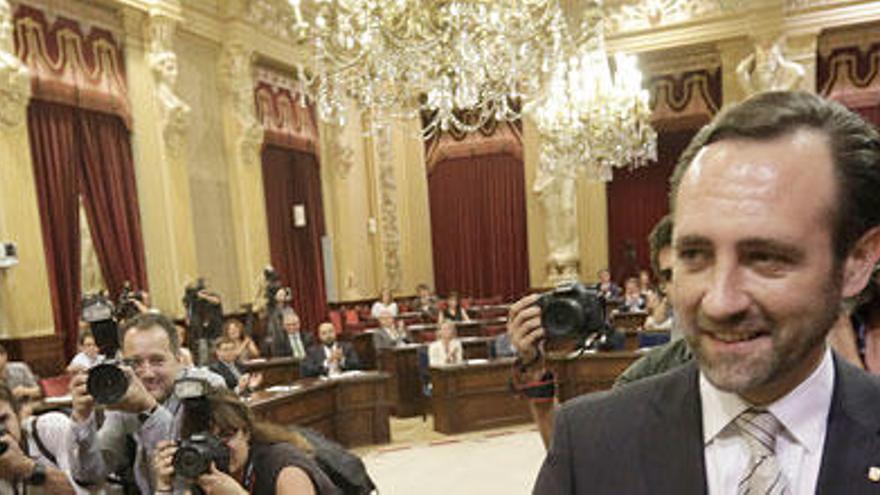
221,44 -> 263,168
0,0 -> 31,127
148,16 -> 190,157
534,156 -> 580,283
736,36 -> 806,95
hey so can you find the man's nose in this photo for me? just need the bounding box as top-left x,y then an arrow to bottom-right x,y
701,261 -> 750,321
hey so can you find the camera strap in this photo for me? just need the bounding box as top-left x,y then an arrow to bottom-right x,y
509,370 -> 556,402
27,416 -> 56,466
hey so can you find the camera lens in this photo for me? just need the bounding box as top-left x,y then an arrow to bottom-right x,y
541,298 -> 585,339
87,363 -> 129,405
173,444 -> 212,478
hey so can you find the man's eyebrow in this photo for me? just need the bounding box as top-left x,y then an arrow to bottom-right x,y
737,238 -> 805,261
674,235 -> 712,250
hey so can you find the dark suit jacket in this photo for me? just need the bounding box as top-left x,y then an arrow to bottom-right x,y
533,354 -> 880,494
208,361 -> 242,390
300,342 -> 361,378
271,331 -> 315,359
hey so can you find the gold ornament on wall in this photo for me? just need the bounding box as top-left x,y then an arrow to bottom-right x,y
220,43 -> 264,168
0,0 -> 29,127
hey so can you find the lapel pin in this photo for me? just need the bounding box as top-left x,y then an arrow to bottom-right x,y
868,466 -> 880,482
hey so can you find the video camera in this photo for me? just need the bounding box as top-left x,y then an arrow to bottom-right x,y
82,293 -> 121,359
115,282 -> 146,322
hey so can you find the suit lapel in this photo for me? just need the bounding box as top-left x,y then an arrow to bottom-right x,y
816,355 -> 880,494
639,362 -> 708,494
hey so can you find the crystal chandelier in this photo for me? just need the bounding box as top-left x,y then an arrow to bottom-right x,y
287,0 -> 657,173
528,13 -> 657,180
289,0 -> 566,137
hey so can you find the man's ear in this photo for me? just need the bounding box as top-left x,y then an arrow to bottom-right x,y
841,226 -> 880,298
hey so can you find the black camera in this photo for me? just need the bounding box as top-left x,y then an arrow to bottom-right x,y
87,361 -> 129,405
115,282 -> 145,322
173,432 -> 230,479
82,293 -> 121,358
537,282 -> 606,340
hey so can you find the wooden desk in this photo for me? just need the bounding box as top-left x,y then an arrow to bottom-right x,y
241,358 -> 300,387
547,351 -> 642,402
376,345 -> 425,418
249,371 -> 391,448
430,358 -> 532,434
612,311 -> 648,331
350,332 -> 377,370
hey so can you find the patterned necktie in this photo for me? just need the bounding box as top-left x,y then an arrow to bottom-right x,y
734,409 -> 790,495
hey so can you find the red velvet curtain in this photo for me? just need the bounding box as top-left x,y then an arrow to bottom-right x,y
27,100 -> 147,358
606,129 -> 696,283
261,145 -> 327,334
28,101 -> 83,358
78,109 -> 149,293
428,152 -> 529,299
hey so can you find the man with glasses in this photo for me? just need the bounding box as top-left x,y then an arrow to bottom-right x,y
68,312 -> 224,493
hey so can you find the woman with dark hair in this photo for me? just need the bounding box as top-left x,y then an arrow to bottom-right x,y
153,389 -> 338,494
438,292 -> 470,323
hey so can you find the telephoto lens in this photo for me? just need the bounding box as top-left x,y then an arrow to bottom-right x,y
87,362 -> 130,405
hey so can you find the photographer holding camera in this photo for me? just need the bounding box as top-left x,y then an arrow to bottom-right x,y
184,279 -> 224,367
152,388 -> 337,494
0,384 -> 78,494
69,312 -> 225,493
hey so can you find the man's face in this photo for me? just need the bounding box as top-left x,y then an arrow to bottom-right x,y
672,129 -> 842,404
318,324 -> 336,345
122,326 -> 181,403
599,270 -> 611,283
82,336 -> 99,359
283,315 -> 300,335
216,342 -> 237,363
439,323 -> 455,342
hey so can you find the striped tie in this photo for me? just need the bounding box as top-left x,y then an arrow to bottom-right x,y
734,409 -> 790,495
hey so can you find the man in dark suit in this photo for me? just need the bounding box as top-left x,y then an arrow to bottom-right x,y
301,322 -> 361,377
271,307 -> 314,359
513,91 -> 880,494
209,336 -> 262,394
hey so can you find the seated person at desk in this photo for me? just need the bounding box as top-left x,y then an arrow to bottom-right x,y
438,292 -> 470,323
643,288 -> 673,332
370,287 -> 398,319
209,336 -> 263,394
66,329 -> 104,373
429,321 -> 464,366
272,308 -> 313,359
372,310 -> 409,350
0,344 -> 41,402
302,322 -> 361,377
412,283 -> 438,320
594,268 -> 621,301
0,384 -> 78,494
153,389 -> 337,495
618,277 -> 646,312
637,268 -> 656,299
223,318 -> 260,361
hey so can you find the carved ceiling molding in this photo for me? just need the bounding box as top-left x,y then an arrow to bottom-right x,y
817,28 -> 880,108
604,0 -> 749,36
245,0 -> 300,44
9,0 -> 123,36
785,0 -> 854,13
639,43 -> 721,78
818,20 -> 880,57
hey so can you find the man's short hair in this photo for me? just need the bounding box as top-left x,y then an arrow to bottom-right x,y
281,306 -> 298,321
120,312 -> 180,355
670,91 -> 880,262
416,283 -> 429,292
648,214 -> 674,278
214,335 -> 236,349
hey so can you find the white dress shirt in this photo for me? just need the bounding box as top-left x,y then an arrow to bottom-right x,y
428,339 -> 463,366
701,346 -> 834,495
